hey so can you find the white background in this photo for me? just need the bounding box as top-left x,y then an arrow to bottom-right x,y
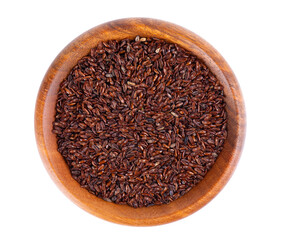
1,0 -> 285,239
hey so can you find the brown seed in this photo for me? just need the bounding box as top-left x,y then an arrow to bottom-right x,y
52,36 -> 227,208
127,81 -> 136,86
171,112 -> 178,117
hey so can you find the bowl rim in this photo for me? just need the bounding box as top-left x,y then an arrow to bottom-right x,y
35,17 -> 246,226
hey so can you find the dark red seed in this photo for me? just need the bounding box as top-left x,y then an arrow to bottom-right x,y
52,36 -> 227,208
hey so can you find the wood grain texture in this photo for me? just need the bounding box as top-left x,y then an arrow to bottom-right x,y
35,18 -> 246,226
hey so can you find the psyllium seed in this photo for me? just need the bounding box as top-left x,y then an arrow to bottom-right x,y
52,37 -> 227,208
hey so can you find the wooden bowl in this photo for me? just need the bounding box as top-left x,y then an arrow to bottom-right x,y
35,18 -> 246,226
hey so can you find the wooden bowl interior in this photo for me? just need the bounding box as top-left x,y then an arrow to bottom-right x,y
35,18 -> 245,226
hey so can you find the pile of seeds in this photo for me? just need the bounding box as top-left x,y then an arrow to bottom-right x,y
52,36 -> 227,208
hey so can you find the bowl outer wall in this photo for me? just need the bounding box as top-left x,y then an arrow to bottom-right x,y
35,18 -> 246,226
